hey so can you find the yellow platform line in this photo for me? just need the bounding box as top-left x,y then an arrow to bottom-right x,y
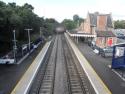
11,41 -> 51,94
65,33 -> 112,94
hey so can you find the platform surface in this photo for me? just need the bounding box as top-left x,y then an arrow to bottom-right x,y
11,41 -> 51,94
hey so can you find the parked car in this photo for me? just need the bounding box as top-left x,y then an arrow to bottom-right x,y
116,33 -> 125,39
88,41 -> 96,50
93,45 -> 100,54
100,47 -> 113,57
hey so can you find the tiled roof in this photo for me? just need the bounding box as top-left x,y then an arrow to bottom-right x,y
89,13 -> 113,27
107,14 -> 113,27
96,30 -> 116,37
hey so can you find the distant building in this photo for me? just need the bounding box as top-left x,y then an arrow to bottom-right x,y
79,12 -> 117,48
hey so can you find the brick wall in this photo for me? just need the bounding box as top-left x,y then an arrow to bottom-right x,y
97,15 -> 107,31
96,37 -> 106,48
79,22 -> 84,31
83,14 -> 91,33
96,37 -> 117,48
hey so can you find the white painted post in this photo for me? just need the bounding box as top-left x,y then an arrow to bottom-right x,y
13,29 -> 17,63
25,29 -> 32,52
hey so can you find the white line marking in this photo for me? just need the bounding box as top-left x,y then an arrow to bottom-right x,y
108,65 -> 125,81
112,69 -> 125,81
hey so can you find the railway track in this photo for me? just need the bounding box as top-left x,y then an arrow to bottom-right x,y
29,34 -> 95,94
37,35 -> 58,94
29,35 -> 58,94
62,35 -> 94,94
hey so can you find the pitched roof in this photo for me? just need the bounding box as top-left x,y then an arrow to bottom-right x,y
89,12 -> 113,27
107,14 -> 113,27
89,13 -> 97,26
96,30 -> 116,37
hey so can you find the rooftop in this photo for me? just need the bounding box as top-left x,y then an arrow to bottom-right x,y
88,12 -> 113,27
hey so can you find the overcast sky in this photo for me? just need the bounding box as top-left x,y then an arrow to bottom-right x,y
5,0 -> 125,22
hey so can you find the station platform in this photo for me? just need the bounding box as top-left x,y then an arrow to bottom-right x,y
11,41 -> 51,94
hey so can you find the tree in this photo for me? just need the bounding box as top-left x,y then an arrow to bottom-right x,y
62,19 -> 76,30
23,3 -> 34,11
73,14 -> 79,22
114,20 -> 125,29
43,18 -> 59,36
0,1 -> 59,52
0,1 -> 6,7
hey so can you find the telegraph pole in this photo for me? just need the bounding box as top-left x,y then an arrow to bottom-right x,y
25,29 -> 32,52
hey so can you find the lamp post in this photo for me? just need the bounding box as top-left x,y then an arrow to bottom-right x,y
25,29 -> 32,52
13,29 -> 17,63
40,27 -> 42,38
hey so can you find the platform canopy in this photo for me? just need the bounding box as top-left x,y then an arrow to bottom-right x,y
66,30 -> 96,38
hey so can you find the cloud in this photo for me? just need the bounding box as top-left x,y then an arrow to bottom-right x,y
5,0 -> 125,22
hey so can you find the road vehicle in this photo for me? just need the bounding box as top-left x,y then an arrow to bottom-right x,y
0,54 -> 14,64
100,47 -> 113,57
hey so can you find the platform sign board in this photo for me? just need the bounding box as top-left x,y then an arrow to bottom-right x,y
112,43 -> 125,69
115,47 -> 125,57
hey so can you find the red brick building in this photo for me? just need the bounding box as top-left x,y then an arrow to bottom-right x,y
79,12 -> 117,48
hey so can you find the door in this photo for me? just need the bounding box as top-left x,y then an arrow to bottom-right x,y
108,38 -> 113,46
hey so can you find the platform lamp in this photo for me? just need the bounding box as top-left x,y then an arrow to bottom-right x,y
40,27 -> 42,38
12,25 -> 17,63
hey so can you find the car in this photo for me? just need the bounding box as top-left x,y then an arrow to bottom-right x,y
33,44 -> 38,49
88,41 -> 96,49
93,45 -> 101,54
116,33 -> 125,39
93,49 -> 99,54
100,47 -> 113,57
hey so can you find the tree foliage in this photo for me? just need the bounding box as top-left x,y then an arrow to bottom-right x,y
73,14 -> 79,22
114,20 -> 125,29
43,18 -> 58,36
0,1 -> 58,50
62,19 -> 77,30
61,14 -> 84,30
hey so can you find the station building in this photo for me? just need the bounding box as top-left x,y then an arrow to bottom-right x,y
68,12 -> 117,49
